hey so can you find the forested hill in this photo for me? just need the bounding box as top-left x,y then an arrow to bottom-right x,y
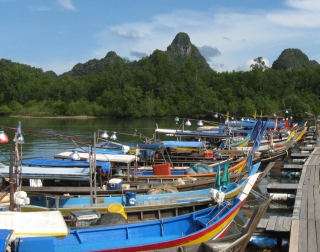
0,32 -> 320,119
61,32 -> 212,77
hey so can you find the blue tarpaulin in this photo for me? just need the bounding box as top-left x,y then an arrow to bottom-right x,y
162,141 -> 204,148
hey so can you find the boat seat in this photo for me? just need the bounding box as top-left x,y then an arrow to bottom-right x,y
195,217 -> 211,230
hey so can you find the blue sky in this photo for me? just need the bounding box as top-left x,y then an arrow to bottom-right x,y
1,0 -> 320,75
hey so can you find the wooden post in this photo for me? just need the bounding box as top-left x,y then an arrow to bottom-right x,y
9,149 -> 15,211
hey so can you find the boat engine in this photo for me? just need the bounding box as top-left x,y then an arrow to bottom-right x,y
209,188 -> 225,206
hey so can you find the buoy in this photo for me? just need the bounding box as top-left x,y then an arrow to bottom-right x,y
281,171 -> 301,178
292,158 -> 306,164
269,193 -> 295,201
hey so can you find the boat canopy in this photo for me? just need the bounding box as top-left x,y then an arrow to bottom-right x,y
54,151 -> 136,163
74,147 -> 124,155
229,121 -> 285,128
174,131 -> 231,138
0,165 -> 91,180
162,141 -> 204,148
100,142 -> 160,151
22,158 -> 111,174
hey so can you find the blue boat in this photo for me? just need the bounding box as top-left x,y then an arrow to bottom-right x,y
7,173 -> 260,252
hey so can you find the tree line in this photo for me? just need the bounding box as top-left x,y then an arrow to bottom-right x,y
0,55 -> 319,120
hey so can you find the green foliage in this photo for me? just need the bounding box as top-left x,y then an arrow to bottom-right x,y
8,101 -> 23,114
0,105 -> 11,115
250,57 -> 269,71
1,38 -> 320,120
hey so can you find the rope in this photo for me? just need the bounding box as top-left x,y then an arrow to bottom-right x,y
250,188 -> 288,205
206,201 -> 233,226
232,219 -> 245,232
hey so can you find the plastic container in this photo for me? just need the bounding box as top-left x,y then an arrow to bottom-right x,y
125,191 -> 137,206
204,151 -> 214,159
108,178 -> 122,190
69,210 -> 101,227
108,203 -> 127,219
153,163 -> 171,175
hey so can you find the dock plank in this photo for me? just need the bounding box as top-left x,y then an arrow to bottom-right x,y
308,170 -> 315,220
308,219 -> 317,252
315,165 -> 320,185
266,216 -> 277,231
257,218 -> 268,229
282,164 -> 303,170
298,220 -> 308,252
309,166 -> 316,185
274,216 -> 285,232
300,185 -> 308,219
291,153 -> 311,158
316,220 -> 320,251
315,186 -> 320,220
289,219 -> 299,252
266,183 -> 298,193
304,167 -> 311,185
282,217 -> 292,231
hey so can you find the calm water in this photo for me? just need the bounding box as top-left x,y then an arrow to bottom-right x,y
0,116 -> 180,163
0,116 -> 293,251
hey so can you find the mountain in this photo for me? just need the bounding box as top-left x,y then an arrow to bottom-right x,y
166,32 -> 212,72
61,51 -> 123,77
60,32 -> 212,77
272,48 -> 319,71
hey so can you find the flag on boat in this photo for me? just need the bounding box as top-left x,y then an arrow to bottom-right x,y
249,119 -> 261,145
13,121 -> 24,144
215,164 -> 221,189
221,159 -> 230,187
245,120 -> 268,172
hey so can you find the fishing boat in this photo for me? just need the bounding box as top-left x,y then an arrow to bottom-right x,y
20,170 -> 248,196
20,162 -> 261,216
12,154 -> 248,186
7,172 -> 260,252
12,155 -> 249,197
146,196 -> 272,252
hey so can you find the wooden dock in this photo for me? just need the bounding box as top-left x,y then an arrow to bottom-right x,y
257,216 -> 292,233
289,147 -> 320,252
290,152 -> 311,158
267,183 -> 298,193
282,164 -> 303,171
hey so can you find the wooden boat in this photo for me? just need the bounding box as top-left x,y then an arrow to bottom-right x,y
16,155 -> 248,181
21,170 -> 248,196
260,128 -> 304,163
16,156 -> 250,196
10,173 -> 260,252
20,164 -> 261,218
129,157 -> 248,179
145,196 -> 272,252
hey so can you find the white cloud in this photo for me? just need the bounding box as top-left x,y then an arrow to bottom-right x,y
89,0 -> 320,73
58,0 -> 75,11
268,0 -> 320,27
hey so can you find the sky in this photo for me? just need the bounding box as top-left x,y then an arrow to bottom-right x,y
1,0 -> 320,75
